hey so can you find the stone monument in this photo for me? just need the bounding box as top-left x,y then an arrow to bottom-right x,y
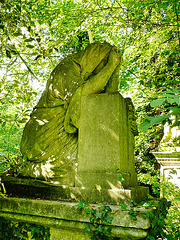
1,42 -> 152,240
153,115 -> 180,197
2,41 -> 148,204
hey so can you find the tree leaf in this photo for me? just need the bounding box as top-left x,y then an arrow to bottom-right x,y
150,98 -> 167,107
26,44 -> 35,49
151,115 -> 169,125
6,49 -> 11,58
139,121 -> 152,132
25,38 -> 34,42
13,32 -> 22,37
169,107 -> 180,115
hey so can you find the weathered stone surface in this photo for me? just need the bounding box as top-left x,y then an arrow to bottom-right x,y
72,93 -> 148,204
70,186 -> 149,205
2,175 -> 149,205
3,92 -> 149,204
158,115 -> 180,152
153,115 -> 180,196
153,152 -> 180,197
77,93 -> 138,190
17,41 -> 122,185
0,197 -> 154,239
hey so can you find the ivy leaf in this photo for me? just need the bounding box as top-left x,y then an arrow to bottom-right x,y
95,212 -> 102,219
84,224 -> 91,232
130,215 -> 137,221
104,226 -> 112,235
89,216 -> 94,222
121,204 -> 127,210
129,208 -> 134,214
104,215 -> 113,224
91,208 -> 96,215
119,175 -> 124,182
97,225 -> 104,232
85,208 -> 90,214
76,202 -> 83,210
101,205 -> 111,212
84,202 -> 90,206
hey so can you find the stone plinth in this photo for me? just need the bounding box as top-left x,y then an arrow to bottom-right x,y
75,93 -> 148,203
0,197 -> 154,240
77,93 -> 137,189
153,152 -> 180,197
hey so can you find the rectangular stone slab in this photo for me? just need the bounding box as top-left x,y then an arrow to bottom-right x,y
76,93 -> 137,190
0,197 -> 155,239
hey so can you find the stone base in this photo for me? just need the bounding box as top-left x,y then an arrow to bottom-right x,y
70,186 -> 149,205
2,176 -> 149,205
0,197 -> 155,240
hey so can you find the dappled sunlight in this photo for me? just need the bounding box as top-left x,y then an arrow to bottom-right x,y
33,164 -> 40,178
36,119 -> 49,125
75,174 -> 85,189
100,124 -> 119,141
108,189 -> 126,201
95,184 -> 101,192
107,180 -> 123,190
41,160 -> 54,180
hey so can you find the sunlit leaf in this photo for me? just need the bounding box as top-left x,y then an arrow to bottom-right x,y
150,98 -> 167,108
139,121 -> 152,132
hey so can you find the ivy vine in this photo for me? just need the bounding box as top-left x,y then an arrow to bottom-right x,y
0,218 -> 50,240
76,202 -> 113,240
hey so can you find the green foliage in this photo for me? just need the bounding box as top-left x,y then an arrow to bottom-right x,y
140,89 -> 180,132
0,1 -> 179,239
161,180 -> 180,239
116,167 -> 127,183
0,124 -> 23,160
76,202 -> 113,240
134,127 -> 162,197
142,198 -> 172,240
0,218 -> 50,240
0,74 -> 39,162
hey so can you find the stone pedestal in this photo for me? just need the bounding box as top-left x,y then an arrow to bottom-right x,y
76,93 -> 137,189
153,115 -> 180,197
153,152 -> 180,197
74,93 -> 148,203
0,197 -> 154,240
